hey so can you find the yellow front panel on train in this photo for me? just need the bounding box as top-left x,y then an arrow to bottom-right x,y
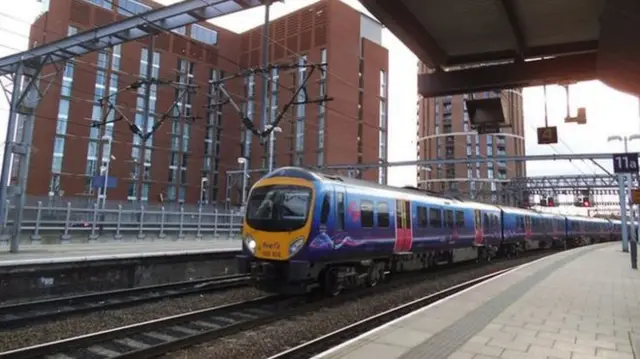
249,230 -> 308,260
243,176 -> 315,261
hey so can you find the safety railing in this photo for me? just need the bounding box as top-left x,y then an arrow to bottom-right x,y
0,201 -> 245,243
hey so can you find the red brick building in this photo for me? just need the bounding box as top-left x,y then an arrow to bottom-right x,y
25,0 -> 388,205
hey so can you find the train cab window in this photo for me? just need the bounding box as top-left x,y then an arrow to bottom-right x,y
429,208 -> 442,228
320,194 -> 331,225
336,193 -> 345,231
417,206 -> 428,228
444,210 -> 454,228
360,200 -> 374,228
483,213 -> 489,229
455,211 -> 465,227
490,215 -> 498,230
377,202 -> 390,228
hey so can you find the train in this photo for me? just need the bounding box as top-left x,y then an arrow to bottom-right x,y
236,167 -> 624,295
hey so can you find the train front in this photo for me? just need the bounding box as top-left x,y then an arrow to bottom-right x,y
236,169 -> 317,294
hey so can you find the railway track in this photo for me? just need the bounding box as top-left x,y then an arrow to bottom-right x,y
0,274 -> 250,329
0,295 -> 303,359
0,248 -> 560,359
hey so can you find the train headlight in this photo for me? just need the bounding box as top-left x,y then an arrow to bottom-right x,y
289,236 -> 305,256
244,234 -> 256,254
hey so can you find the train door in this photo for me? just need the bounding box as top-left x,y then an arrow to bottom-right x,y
394,199 -> 413,253
473,209 -> 483,245
334,186 -> 346,234
524,216 -> 532,239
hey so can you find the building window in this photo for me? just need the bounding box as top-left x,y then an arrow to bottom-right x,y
83,0 -> 112,9
84,45 -> 120,194
295,55 -> 307,164
172,26 -> 187,35
190,24 -> 218,45
380,69 -> 387,98
242,73 -> 255,161
128,48 -> 160,201
118,0 -> 151,16
268,65 -> 280,170
165,58 -> 193,202
317,49 -> 327,167
204,69 -> 223,203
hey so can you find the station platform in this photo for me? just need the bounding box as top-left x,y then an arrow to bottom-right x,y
0,238 -> 243,267
316,243 -> 639,359
0,238 -> 244,302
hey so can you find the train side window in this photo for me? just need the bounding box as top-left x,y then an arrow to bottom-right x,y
429,208 -> 442,228
417,206 -> 428,227
483,213 -> 489,229
336,193 -> 345,231
320,194 -> 331,225
455,211 -> 465,227
404,201 -> 412,228
360,200 -> 374,228
377,202 -> 390,227
444,210 -> 454,228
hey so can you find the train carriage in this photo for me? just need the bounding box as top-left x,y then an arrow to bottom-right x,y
237,167 -> 623,295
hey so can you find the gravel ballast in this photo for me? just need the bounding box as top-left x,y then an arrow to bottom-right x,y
0,287 -> 264,352
165,253 -> 553,359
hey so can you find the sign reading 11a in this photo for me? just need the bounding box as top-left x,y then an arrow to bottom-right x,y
613,153 -> 639,174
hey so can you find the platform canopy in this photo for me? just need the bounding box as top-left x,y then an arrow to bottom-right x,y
359,0 -> 640,97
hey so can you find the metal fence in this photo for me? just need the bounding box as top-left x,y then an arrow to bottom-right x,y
0,200 -> 245,243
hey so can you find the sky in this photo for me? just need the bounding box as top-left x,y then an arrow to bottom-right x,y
1,0 -> 640,194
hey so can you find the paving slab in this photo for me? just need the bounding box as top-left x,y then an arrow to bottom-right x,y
315,243 -> 640,359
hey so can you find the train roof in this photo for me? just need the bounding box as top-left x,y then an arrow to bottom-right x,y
564,214 -> 610,222
496,206 -> 564,219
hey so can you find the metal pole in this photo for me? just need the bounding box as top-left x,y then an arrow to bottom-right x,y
199,180 -> 203,209
268,130 -> 275,173
103,156 -> 110,209
96,175 -> 101,206
619,173 -> 629,252
260,2 -> 271,171
624,137 -> 629,153
241,162 -> 248,205
11,72 -> 38,253
629,172 -> 637,268
0,65 -> 23,250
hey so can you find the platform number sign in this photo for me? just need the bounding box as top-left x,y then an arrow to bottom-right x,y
612,153 -> 639,174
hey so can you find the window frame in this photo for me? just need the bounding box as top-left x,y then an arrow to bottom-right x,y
360,200 -> 374,228
377,202 -> 390,228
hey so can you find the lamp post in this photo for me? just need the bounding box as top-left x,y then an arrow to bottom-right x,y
607,134 -> 640,262
199,177 -> 208,209
237,157 -> 248,206
98,135 -> 113,209
266,124 -> 282,173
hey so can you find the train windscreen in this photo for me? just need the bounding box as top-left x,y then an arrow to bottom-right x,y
246,185 -> 312,232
